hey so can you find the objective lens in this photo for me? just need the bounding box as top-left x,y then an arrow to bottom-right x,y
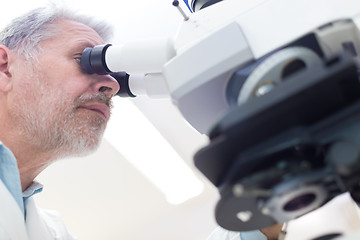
283,193 -> 316,212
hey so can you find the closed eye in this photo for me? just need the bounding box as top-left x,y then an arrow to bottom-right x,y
74,53 -> 82,63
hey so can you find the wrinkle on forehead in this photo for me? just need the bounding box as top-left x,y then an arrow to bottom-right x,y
48,19 -> 105,46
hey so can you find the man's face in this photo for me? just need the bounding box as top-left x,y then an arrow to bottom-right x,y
9,19 -> 119,158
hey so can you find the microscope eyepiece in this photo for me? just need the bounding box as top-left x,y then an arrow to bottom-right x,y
80,44 -> 112,75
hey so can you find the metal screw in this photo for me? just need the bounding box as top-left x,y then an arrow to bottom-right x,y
172,0 -> 189,21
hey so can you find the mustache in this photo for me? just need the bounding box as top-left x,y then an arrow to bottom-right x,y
75,92 -> 113,108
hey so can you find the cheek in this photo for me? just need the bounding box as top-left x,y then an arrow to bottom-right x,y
25,54 -> 93,103
10,74 -> 39,106
40,67 -> 90,98
60,76 -> 91,101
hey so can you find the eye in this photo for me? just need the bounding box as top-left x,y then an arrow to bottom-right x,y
74,53 -> 82,63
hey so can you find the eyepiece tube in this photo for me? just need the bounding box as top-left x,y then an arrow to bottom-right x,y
110,72 -> 136,98
80,44 -> 112,75
81,37 -> 175,75
80,38 -> 174,99
110,73 -> 170,98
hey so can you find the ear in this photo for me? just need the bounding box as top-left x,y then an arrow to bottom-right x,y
0,45 -> 13,92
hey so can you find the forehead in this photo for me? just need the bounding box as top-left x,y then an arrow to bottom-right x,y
43,19 -> 105,49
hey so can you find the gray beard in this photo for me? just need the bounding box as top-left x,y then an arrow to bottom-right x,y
11,78 -> 109,160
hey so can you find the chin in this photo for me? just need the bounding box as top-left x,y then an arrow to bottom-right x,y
55,130 -> 105,160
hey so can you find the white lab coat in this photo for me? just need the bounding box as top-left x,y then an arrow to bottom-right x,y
0,180 -> 76,240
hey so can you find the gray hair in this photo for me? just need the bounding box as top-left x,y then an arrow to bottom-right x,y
0,4 -> 113,60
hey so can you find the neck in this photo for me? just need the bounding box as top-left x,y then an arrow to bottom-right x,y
0,100 -> 58,191
0,136 -> 55,191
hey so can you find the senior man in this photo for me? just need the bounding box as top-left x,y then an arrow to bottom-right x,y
0,5 -> 119,239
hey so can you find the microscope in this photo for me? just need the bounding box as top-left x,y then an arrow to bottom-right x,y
81,0 -> 360,238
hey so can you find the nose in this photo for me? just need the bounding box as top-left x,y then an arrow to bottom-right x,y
91,74 -> 120,97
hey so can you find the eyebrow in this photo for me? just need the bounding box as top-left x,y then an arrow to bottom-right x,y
76,41 -> 97,51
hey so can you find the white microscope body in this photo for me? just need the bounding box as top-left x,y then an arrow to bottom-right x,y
81,0 -> 360,238
94,0 -> 360,134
